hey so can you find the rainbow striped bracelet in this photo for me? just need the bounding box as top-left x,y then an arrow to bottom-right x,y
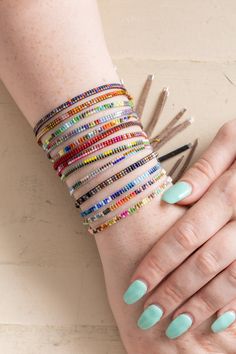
88,176 -> 172,235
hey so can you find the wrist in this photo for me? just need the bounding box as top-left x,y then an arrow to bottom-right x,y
38,84 -> 172,240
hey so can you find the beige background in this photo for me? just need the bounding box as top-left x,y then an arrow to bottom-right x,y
0,1 -> 236,353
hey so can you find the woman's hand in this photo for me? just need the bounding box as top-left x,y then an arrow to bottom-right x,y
123,120 -> 236,339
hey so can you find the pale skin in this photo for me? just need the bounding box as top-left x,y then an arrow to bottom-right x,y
129,121 -> 236,335
0,1 -> 235,353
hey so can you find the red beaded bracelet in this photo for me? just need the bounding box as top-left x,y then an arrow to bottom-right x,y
50,120 -> 142,161
56,132 -> 147,174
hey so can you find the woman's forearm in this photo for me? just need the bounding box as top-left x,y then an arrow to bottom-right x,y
0,0 -> 164,244
0,0 -> 119,126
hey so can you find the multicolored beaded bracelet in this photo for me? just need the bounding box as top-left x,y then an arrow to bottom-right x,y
80,163 -> 162,215
43,107 -> 136,150
51,120 -> 142,161
34,83 -> 125,136
88,176 -> 172,235
37,89 -> 133,143
67,144 -> 151,188
46,115 -> 137,155
75,151 -> 158,207
55,132 -> 147,173
85,170 -> 166,223
32,82 -> 174,236
60,139 -> 150,180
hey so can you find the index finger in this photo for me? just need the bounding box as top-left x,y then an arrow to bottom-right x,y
162,120 -> 236,206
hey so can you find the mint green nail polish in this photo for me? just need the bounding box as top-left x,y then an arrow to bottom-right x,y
161,181 -> 192,204
137,304 -> 163,330
123,280 -> 147,305
166,313 -> 193,339
211,311 -> 236,333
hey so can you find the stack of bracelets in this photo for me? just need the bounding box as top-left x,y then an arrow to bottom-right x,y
33,83 -> 172,235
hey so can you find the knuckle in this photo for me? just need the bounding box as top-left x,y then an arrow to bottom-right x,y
198,292 -> 217,314
190,157 -> 217,182
174,222 -> 199,251
163,280 -> 184,304
195,251 -> 219,276
228,261 -> 236,284
145,253 -> 165,278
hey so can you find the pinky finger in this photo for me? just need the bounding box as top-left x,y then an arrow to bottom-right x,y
166,261 -> 236,339
211,301 -> 236,334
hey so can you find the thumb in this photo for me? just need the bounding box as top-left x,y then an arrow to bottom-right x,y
161,121 -> 236,205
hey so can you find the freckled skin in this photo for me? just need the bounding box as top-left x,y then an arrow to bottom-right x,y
0,1 -> 235,353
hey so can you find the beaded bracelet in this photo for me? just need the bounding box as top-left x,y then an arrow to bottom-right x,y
55,132 -> 147,173
75,151 -> 158,207
37,89 -> 133,143
32,82 -> 174,236
43,107 -> 136,150
34,83 -> 125,136
60,139 -> 150,180
88,176 -> 172,235
46,115 -> 137,155
80,163 -> 162,215
51,120 -> 142,161
85,170 -> 166,223
67,144 -> 151,188
42,103 -> 134,148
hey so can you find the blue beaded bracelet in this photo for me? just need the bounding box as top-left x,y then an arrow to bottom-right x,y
80,163 -> 162,217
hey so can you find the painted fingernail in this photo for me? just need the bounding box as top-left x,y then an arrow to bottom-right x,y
166,313 -> 193,339
137,304 -> 163,330
161,181 -> 192,204
211,311 -> 236,333
123,280 -> 148,305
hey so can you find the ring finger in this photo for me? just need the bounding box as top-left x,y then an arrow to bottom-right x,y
164,260 -> 236,339
137,221 -> 236,330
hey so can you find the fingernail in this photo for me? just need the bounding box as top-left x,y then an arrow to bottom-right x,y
211,311 -> 236,333
137,304 -> 163,330
161,181 -> 192,204
123,280 -> 148,305
166,313 -> 193,339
